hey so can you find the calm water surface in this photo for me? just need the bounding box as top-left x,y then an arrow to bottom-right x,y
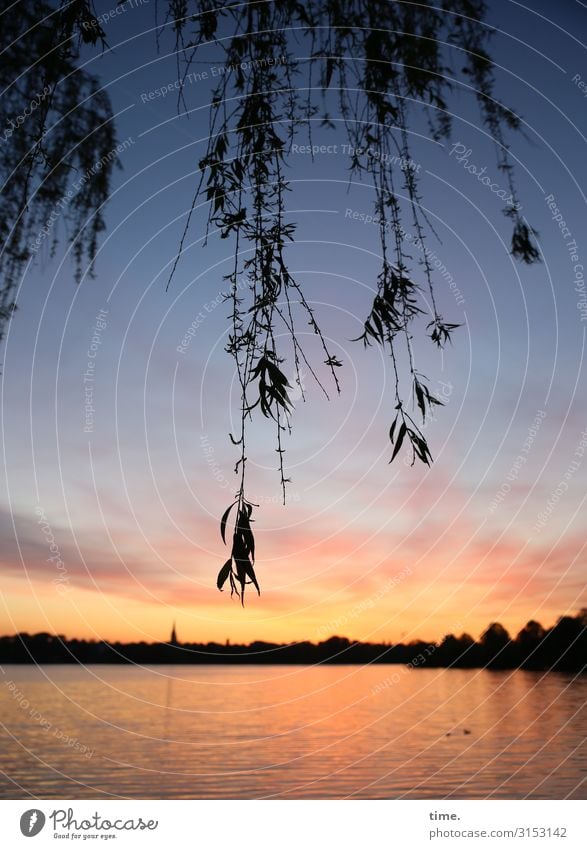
0,665 -> 584,799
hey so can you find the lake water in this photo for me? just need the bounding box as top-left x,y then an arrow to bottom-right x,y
0,665 -> 584,799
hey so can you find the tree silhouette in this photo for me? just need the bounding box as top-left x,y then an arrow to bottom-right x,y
515,619 -> 546,663
2,1 -> 541,601
437,632 -> 477,667
539,614 -> 586,671
1,609 -> 584,670
480,621 -> 513,667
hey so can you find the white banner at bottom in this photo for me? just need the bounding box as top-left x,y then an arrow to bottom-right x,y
0,799 -> 584,848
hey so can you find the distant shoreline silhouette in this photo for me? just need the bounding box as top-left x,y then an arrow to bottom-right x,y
1,610 -> 584,671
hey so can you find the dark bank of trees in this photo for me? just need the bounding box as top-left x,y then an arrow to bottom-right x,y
1,609 -> 584,671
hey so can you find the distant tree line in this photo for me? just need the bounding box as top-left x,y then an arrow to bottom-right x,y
0,610 -> 584,671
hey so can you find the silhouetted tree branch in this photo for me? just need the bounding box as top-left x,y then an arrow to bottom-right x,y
1,1 -> 541,601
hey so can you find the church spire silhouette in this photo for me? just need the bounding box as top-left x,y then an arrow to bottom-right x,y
170,621 -> 178,646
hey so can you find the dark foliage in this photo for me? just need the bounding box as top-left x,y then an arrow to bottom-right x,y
0,1 -> 118,340
2,2 -> 542,601
1,610 -> 584,671
162,0 -> 540,598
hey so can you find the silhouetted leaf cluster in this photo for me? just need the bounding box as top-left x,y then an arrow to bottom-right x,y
355,268 -> 422,347
217,500 -> 260,604
511,220 -> 541,264
249,354 -> 293,421
428,319 -> 462,348
389,404 -> 434,467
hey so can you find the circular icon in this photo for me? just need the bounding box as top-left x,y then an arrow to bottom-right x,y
19,810 -> 45,837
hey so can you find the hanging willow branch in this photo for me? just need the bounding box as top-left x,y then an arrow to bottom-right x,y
162,0 -> 540,602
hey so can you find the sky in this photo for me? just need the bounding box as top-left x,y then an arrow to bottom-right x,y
0,0 -> 585,646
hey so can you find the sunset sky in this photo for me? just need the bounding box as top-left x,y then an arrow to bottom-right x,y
0,0 -> 585,646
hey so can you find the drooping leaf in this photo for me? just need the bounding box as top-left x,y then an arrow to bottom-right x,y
234,557 -> 248,606
217,558 -> 232,591
415,380 -> 426,419
237,510 -> 255,562
244,561 -> 261,596
389,414 -> 398,444
389,421 -> 407,464
325,56 -> 335,88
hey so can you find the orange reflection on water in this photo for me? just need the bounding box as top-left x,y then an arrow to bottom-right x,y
0,664 -> 584,798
